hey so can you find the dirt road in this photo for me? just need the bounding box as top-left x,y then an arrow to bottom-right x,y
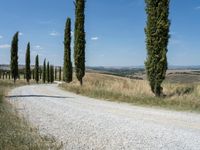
8,84 -> 200,150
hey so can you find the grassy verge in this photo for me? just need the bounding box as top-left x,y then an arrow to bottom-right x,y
60,73 -> 200,112
0,79 -> 62,150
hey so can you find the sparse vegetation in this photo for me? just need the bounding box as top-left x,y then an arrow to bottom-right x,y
0,80 -> 62,149
60,73 -> 200,111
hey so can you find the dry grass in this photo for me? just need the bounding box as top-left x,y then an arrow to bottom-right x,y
0,79 -> 62,150
60,73 -> 200,111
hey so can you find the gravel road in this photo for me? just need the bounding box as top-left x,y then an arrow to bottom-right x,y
8,84 -> 200,150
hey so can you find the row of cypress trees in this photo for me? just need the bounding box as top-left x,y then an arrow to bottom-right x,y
8,0 -> 169,97
9,31 -> 60,84
63,0 -> 86,86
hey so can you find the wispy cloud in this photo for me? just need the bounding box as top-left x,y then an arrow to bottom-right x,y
19,32 -> 23,36
0,35 -> 3,39
91,37 -> 99,41
0,44 -> 10,49
195,6 -> 200,10
34,45 -> 43,50
50,31 -> 60,36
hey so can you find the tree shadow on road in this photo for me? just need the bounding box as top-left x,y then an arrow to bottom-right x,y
6,95 -> 73,99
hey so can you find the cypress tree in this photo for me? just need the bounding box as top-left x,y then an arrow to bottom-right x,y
40,67 -> 42,79
50,65 -> 54,83
63,17 -> 73,83
47,62 -> 50,83
35,55 -> 39,83
10,32 -> 19,83
74,0 -> 86,86
145,0 -> 170,97
59,67 -> 62,81
25,42 -> 31,83
9,72 -> 11,80
32,69 -> 35,79
55,67 -> 57,80
42,59 -> 46,83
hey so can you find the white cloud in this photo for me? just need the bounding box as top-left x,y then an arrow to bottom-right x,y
34,45 -> 43,50
0,44 -> 10,49
50,31 -> 60,36
0,35 -> 3,39
19,32 -> 23,36
91,37 -> 99,41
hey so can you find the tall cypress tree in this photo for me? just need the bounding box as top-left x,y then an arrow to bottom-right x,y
47,62 -> 50,83
25,42 -> 31,83
74,0 -> 86,86
64,17 -> 73,83
42,59 -> 46,83
35,55 -> 39,83
145,0 -> 170,96
10,32 -> 19,83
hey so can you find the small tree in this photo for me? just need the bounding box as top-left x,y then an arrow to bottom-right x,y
47,62 -> 50,83
63,17 -> 73,83
25,42 -> 31,83
42,59 -> 46,83
145,0 -> 170,97
74,0 -> 86,85
35,55 -> 39,83
10,32 -> 19,83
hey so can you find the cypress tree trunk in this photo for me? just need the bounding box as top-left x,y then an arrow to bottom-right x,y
42,59 -> 46,83
10,32 -> 19,83
145,0 -> 170,97
74,0 -> 86,86
25,42 -> 31,83
35,55 -> 39,83
63,17 -> 73,83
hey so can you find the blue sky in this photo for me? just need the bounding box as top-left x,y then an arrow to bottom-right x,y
0,0 -> 200,67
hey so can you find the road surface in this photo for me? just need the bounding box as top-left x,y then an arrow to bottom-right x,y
8,84 -> 200,150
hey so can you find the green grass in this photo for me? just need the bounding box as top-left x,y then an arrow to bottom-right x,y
60,73 -> 200,112
0,79 -> 62,150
